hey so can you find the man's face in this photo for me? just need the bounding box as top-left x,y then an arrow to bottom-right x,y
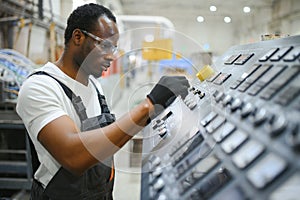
80,16 -> 119,78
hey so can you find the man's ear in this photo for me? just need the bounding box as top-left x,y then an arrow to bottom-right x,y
72,29 -> 83,46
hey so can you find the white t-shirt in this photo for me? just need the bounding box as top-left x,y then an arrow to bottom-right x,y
16,62 -> 105,188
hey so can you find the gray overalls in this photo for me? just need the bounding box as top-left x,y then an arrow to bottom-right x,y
29,71 -> 115,200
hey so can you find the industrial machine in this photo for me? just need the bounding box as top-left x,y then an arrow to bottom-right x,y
140,35 -> 300,200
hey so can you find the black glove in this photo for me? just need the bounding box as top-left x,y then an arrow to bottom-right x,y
147,76 -> 190,108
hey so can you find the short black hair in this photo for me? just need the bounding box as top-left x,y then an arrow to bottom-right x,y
64,3 -> 116,45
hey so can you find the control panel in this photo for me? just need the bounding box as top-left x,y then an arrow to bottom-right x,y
140,35 -> 300,200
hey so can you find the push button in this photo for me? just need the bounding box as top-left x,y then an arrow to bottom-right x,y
215,91 -> 225,103
270,46 -> 293,61
148,155 -> 161,170
267,115 -> 287,137
232,140 -> 265,169
260,65 -> 299,100
191,155 -> 219,181
220,129 -> 248,153
247,153 -> 287,189
206,115 -> 226,134
247,65 -> 286,96
222,94 -> 233,107
283,46 -> 300,62
238,64 -> 272,92
241,103 -> 255,118
253,108 -> 269,126
200,111 -> 218,127
230,64 -> 261,90
207,72 -> 221,82
157,193 -> 167,200
152,166 -> 163,178
195,167 -> 231,199
158,126 -> 168,138
259,48 -> 279,62
213,73 -> 231,85
225,54 -> 241,65
234,53 -> 254,65
212,122 -> 236,143
153,178 -> 165,191
274,86 -> 300,106
230,98 -> 243,112
270,173 -> 300,200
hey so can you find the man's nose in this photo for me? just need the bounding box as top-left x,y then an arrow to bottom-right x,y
104,52 -> 115,61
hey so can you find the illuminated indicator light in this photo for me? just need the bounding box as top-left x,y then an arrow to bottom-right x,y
197,16 -> 205,22
243,6 -> 251,13
210,6 -> 217,12
224,16 -> 232,23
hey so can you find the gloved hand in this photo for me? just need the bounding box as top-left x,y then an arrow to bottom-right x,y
147,76 -> 190,108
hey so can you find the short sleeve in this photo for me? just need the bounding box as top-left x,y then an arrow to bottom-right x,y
16,76 -> 67,139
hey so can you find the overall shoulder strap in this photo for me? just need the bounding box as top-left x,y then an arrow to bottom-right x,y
89,79 -> 111,114
29,71 -> 73,100
29,71 -> 88,121
27,71 -> 88,176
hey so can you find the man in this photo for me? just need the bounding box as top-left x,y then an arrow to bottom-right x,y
16,3 -> 189,200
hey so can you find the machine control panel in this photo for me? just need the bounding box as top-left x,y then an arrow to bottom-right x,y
140,35 -> 300,200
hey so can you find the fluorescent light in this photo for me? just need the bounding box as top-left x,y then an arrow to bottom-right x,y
210,6 -> 217,12
144,34 -> 154,42
224,16 -> 231,23
197,16 -> 204,22
243,6 -> 251,13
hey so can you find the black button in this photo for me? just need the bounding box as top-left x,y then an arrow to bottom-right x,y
158,127 -> 168,138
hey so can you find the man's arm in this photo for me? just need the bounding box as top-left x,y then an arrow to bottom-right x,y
38,98 -> 154,175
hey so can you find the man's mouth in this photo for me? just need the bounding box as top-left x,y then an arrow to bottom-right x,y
102,65 -> 110,71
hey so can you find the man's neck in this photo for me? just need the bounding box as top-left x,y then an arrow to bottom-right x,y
54,52 -> 89,86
